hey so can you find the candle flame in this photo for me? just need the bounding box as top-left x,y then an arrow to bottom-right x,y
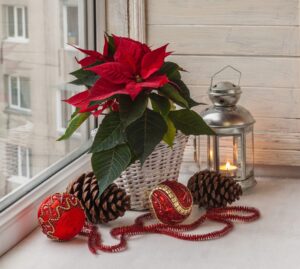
225,161 -> 231,170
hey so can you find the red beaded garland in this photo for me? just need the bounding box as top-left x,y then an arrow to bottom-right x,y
84,206 -> 260,254
38,193 -> 85,241
149,180 -> 193,225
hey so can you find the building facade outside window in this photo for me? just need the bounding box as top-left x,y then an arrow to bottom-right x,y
7,76 -> 31,111
4,5 -> 28,40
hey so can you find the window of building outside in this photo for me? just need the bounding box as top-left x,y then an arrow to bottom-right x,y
4,5 -> 28,40
8,76 -> 31,111
63,4 -> 79,47
5,144 -> 30,192
0,0 -> 89,210
56,85 -> 78,132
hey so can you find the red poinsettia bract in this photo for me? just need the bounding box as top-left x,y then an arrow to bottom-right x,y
65,36 -> 170,116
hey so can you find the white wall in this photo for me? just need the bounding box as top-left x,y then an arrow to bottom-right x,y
146,0 -> 300,167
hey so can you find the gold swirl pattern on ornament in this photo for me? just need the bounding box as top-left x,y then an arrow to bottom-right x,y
153,185 -> 192,216
38,194 -> 83,240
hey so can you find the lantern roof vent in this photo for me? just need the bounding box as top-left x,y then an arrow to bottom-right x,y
201,66 -> 255,129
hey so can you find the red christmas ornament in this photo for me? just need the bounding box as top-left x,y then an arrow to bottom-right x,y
38,193 -> 85,241
149,180 -> 193,225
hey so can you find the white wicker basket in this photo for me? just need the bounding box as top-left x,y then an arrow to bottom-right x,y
114,133 -> 188,210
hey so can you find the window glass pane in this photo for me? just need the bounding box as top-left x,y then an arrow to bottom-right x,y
20,77 -> 30,109
10,77 -> 18,106
66,6 -> 79,45
218,136 -> 242,179
7,6 -> 15,37
17,8 -> 24,37
0,0 -> 88,202
245,129 -> 254,177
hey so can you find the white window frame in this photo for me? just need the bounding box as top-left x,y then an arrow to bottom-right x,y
8,75 -> 31,112
5,5 -> 29,43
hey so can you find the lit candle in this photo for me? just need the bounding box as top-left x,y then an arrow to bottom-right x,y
219,161 -> 237,176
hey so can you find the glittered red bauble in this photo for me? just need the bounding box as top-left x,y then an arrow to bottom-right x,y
149,180 -> 193,225
38,193 -> 85,241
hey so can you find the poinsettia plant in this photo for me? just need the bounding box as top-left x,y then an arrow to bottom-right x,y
58,34 -> 214,196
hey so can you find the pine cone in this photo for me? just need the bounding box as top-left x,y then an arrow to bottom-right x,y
66,172 -> 130,224
187,170 -> 242,208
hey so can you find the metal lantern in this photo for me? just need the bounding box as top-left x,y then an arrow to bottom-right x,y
198,66 -> 256,189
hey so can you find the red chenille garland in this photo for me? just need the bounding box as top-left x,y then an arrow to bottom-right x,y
80,206 -> 260,254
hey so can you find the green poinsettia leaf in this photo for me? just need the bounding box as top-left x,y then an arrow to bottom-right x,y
92,144 -> 131,196
159,62 -> 181,80
90,112 -> 125,153
70,107 -> 80,120
149,93 -> 170,116
69,78 -> 83,86
70,68 -> 95,79
70,75 -> 99,87
162,116 -> 176,147
89,95 -> 119,107
57,112 -> 90,141
126,109 -> 167,164
105,33 -> 116,56
70,67 -> 99,87
119,93 -> 148,128
169,109 -> 215,135
172,79 -> 203,108
159,83 -> 189,108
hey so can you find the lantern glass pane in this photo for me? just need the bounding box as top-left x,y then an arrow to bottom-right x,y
197,135 -> 208,170
218,135 -> 242,179
245,128 -> 254,178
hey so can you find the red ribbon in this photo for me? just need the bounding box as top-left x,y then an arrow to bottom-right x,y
81,206 -> 260,254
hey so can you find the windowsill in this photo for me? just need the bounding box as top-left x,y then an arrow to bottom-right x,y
1,171 -> 300,268
0,143 -> 91,256
4,38 -> 29,44
4,107 -> 32,116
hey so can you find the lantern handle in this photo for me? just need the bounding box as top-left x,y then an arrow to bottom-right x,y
210,65 -> 242,88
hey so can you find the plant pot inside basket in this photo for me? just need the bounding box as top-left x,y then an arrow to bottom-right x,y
114,133 -> 188,210
91,130 -> 188,210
